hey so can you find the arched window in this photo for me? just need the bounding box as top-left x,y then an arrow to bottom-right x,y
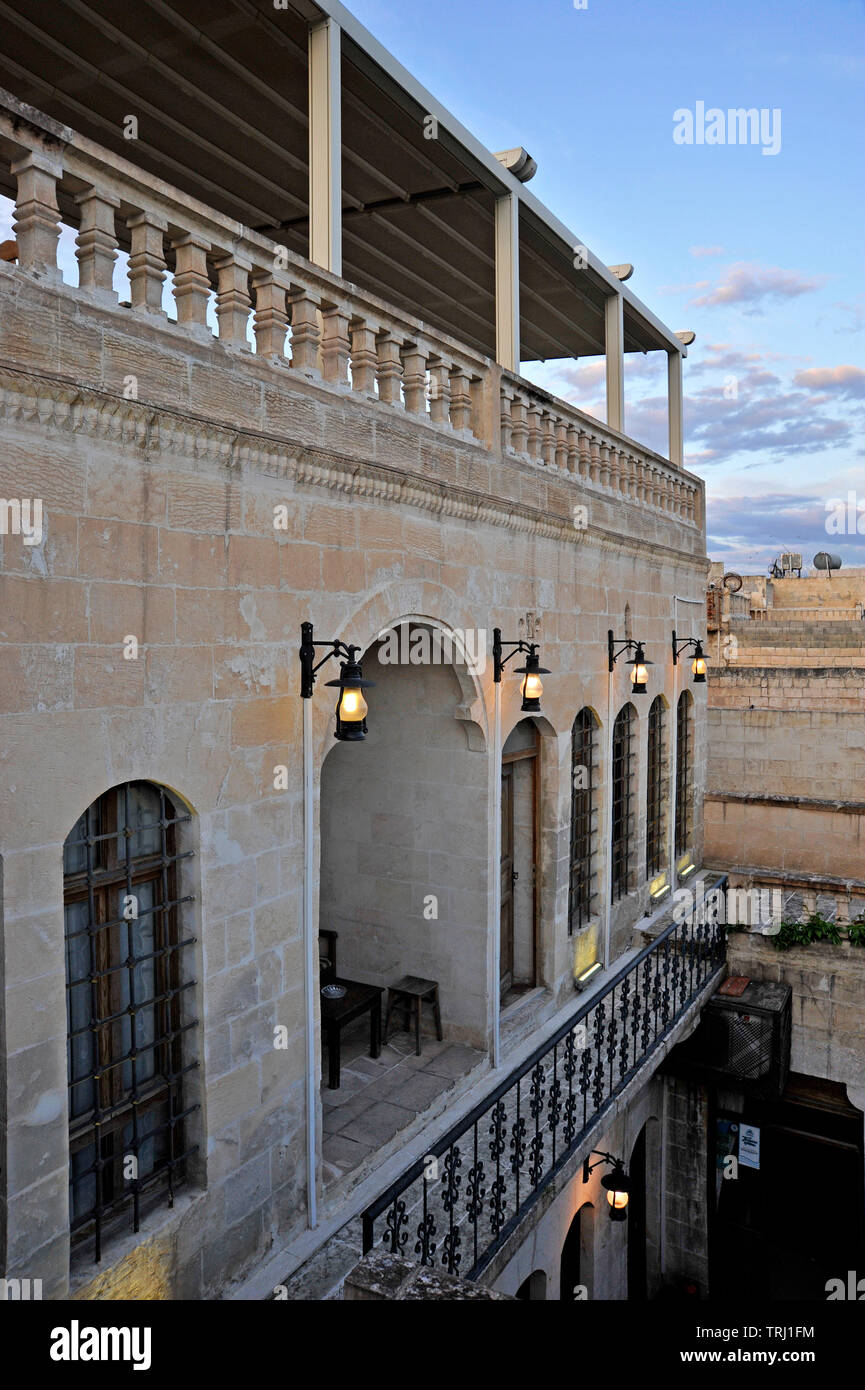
645,696 -> 666,879
569,708 -> 598,933
611,704 -> 635,901
675,691 -> 693,856
64,781 -> 197,1259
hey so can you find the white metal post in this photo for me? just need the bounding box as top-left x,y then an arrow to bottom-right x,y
494,192 -> 520,374
605,292 -> 625,435
492,680 -> 502,1068
302,695 -> 318,1229
308,18 -> 342,275
603,665 -> 614,969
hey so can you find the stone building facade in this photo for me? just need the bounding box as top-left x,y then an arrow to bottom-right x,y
0,2 -> 712,1302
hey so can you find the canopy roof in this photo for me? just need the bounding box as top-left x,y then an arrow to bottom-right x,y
0,0 -> 684,362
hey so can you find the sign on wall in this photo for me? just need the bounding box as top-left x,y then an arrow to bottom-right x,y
738,1123 -> 761,1170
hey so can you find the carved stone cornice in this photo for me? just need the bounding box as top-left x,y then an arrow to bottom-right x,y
0,363 -> 706,572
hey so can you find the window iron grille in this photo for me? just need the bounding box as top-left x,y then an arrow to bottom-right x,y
611,705 -> 634,902
646,696 -> 666,879
569,708 -> 597,934
675,693 -> 693,856
63,781 -> 199,1262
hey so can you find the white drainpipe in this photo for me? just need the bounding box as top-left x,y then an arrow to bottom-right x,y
302,696 -> 318,1229
492,680 -> 502,1069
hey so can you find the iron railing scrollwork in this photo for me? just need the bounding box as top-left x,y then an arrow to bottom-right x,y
362,874 -> 728,1279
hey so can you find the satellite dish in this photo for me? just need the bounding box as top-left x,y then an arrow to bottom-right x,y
723,573 -> 743,593
813,552 -> 842,571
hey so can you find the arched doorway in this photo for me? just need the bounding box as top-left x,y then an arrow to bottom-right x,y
317,625 -> 488,1183
560,1201 -> 594,1300
501,719 -> 539,1006
516,1270 -> 547,1300
628,1125 -> 648,1301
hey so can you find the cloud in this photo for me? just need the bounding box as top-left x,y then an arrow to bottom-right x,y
690,261 -> 828,311
706,490 -> 865,571
793,365 -> 865,398
689,245 -> 725,258
834,296 -> 865,334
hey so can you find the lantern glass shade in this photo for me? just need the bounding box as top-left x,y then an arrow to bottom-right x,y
338,686 -> 368,722
628,644 -> 651,695
325,661 -> 374,742
691,644 -> 707,683
521,671 -> 543,705
515,653 -> 549,714
601,1166 -> 631,1222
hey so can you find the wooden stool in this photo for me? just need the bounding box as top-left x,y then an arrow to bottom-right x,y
384,975 -> 443,1056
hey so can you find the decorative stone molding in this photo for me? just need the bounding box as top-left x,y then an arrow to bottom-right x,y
0,364 -> 705,570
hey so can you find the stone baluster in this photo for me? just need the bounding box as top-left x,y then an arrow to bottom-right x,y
555,420 -> 568,471
837,892 -> 851,928
624,454 -> 636,499
608,444 -> 621,493
599,443 -> 611,489
511,393 -> 528,454
661,467 -> 675,511
401,342 -> 428,414
321,305 -> 352,385
11,149 -> 63,281
448,367 -> 473,432
499,385 -> 514,452
526,402 -> 542,459
646,463 -> 658,508
578,429 -> 591,479
288,289 -> 322,375
541,410 -> 556,466
127,210 -> 167,315
376,332 -> 404,405
350,319 -> 378,395
428,359 -> 451,424
171,232 -> 213,334
661,469 -> 675,514
566,424 -> 579,474
635,455 -> 646,503
802,889 -> 818,922
589,438 -> 601,485
74,187 -> 119,303
214,249 -> 252,348
251,270 -> 288,358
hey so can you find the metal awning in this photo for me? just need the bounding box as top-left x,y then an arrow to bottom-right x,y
0,0 -> 682,363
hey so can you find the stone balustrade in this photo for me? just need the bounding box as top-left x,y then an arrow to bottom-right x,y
0,91 -> 701,527
724,870 -> 865,930
500,372 -> 700,524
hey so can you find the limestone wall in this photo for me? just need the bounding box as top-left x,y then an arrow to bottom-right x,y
0,254 -> 707,1297
726,933 -> 865,1103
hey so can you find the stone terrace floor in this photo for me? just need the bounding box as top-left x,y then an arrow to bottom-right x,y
321,1021 -> 484,1187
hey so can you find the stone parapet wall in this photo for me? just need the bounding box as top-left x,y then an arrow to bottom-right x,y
726,932 -> 865,1102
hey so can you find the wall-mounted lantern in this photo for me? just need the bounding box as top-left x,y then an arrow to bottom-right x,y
299,621 -> 375,740
493,628 -> 550,713
608,630 -> 653,695
672,630 -> 707,685
583,1151 -> 632,1222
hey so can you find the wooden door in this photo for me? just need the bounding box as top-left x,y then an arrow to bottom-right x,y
500,763 -> 515,994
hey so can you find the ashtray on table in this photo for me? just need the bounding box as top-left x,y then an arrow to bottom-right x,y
321,984 -> 347,999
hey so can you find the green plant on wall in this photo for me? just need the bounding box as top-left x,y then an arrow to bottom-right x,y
769,913 -> 843,951
847,918 -> 865,947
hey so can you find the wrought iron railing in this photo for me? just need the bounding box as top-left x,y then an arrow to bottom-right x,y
362,874 -> 727,1279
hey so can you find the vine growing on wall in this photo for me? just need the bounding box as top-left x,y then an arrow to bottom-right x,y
726,914 -> 865,950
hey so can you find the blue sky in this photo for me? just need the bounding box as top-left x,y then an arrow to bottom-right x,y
346,0 -> 865,573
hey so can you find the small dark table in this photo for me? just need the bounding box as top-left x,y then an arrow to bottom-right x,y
321,979 -> 383,1089
384,975 -> 443,1057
